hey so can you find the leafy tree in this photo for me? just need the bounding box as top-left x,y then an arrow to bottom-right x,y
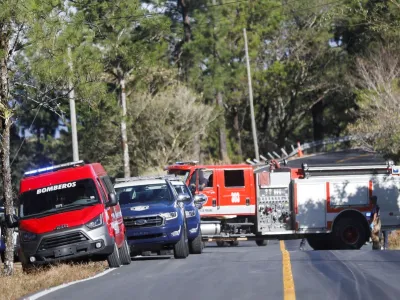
0,0 -> 67,276
347,45 -> 400,161
127,83 -> 217,173
76,0 -> 171,177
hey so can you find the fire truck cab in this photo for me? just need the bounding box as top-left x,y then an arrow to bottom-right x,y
166,161 -> 263,246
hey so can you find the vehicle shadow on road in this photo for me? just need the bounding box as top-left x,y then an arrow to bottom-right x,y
131,255 -> 172,261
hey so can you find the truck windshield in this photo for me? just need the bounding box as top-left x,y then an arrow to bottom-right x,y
116,184 -> 173,206
167,169 -> 190,182
19,179 -> 101,218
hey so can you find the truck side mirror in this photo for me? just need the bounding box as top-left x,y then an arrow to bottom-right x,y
106,192 -> 118,207
177,193 -> 191,203
5,214 -> 19,228
194,194 -> 208,209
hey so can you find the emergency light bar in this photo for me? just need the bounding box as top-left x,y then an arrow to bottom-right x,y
174,161 -> 199,166
23,160 -> 85,177
115,174 -> 179,183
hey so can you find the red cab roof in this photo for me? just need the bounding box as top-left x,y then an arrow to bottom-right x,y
166,163 -> 253,171
20,162 -> 107,194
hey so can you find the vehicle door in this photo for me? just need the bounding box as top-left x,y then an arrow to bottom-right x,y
219,168 -> 253,215
373,175 -> 400,228
98,176 -> 124,245
189,168 -> 219,215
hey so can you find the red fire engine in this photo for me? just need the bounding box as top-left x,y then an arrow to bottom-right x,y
166,159 -> 400,250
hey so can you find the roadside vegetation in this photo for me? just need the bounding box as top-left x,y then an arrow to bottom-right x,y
389,231 -> 400,250
0,261 -> 107,300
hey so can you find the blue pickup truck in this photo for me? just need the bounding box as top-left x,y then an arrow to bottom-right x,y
114,176 -> 204,258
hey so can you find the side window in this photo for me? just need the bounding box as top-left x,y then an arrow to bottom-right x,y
188,171 -> 197,187
168,182 -> 178,199
224,170 -> 245,187
96,178 -> 107,202
200,169 -> 214,188
101,176 -> 115,193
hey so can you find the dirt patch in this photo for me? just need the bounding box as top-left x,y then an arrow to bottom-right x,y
0,261 -> 108,300
388,230 -> 400,250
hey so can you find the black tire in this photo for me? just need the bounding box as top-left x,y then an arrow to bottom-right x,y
22,262 -> 36,274
174,223 -> 189,259
332,217 -> 367,250
107,243 -> 122,268
306,234 -> 334,250
118,237 -> 131,265
189,230 -> 203,254
255,239 -> 268,247
216,241 -> 226,247
0,251 -> 4,263
228,240 -> 239,246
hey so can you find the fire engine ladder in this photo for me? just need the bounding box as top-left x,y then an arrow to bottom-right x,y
301,160 -> 394,178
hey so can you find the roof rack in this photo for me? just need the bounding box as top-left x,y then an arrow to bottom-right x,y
115,174 -> 180,183
23,160 -> 85,177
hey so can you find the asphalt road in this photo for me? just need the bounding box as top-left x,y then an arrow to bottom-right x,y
36,240 -> 400,300
286,148 -> 387,167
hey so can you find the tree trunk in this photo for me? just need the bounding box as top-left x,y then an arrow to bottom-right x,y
311,100 -> 324,152
120,78 -> 131,178
233,107 -> 243,161
216,92 -> 229,163
193,133 -> 201,162
0,29 -> 14,275
1,117 -> 14,275
177,0 -> 192,83
178,0 -> 191,43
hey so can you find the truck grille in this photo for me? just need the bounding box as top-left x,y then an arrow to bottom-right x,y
39,232 -> 89,251
124,216 -> 164,228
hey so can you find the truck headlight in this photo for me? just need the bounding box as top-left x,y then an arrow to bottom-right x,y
160,212 -> 178,220
185,210 -> 196,218
86,213 -> 104,230
20,231 -> 37,242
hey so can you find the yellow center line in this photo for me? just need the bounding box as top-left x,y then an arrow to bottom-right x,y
336,153 -> 371,163
280,240 -> 296,300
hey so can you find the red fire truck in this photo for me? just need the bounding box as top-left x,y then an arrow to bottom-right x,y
166,160 -> 400,250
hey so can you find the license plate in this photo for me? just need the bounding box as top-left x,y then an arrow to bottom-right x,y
54,246 -> 76,258
131,232 -> 150,236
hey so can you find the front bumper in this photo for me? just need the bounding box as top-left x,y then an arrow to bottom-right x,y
187,218 -> 200,240
19,224 -> 114,265
125,220 -> 182,250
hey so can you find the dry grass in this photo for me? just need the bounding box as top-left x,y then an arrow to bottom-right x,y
388,230 -> 400,250
0,261 -> 108,300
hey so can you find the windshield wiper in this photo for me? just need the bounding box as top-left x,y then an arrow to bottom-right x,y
22,202 -> 98,219
20,208 -> 60,219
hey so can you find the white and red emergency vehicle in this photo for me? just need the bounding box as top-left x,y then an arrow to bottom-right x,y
166,160 -> 400,250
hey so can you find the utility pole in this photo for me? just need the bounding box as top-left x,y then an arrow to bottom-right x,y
120,77 -> 131,178
243,28 -> 259,160
68,46 -> 79,161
